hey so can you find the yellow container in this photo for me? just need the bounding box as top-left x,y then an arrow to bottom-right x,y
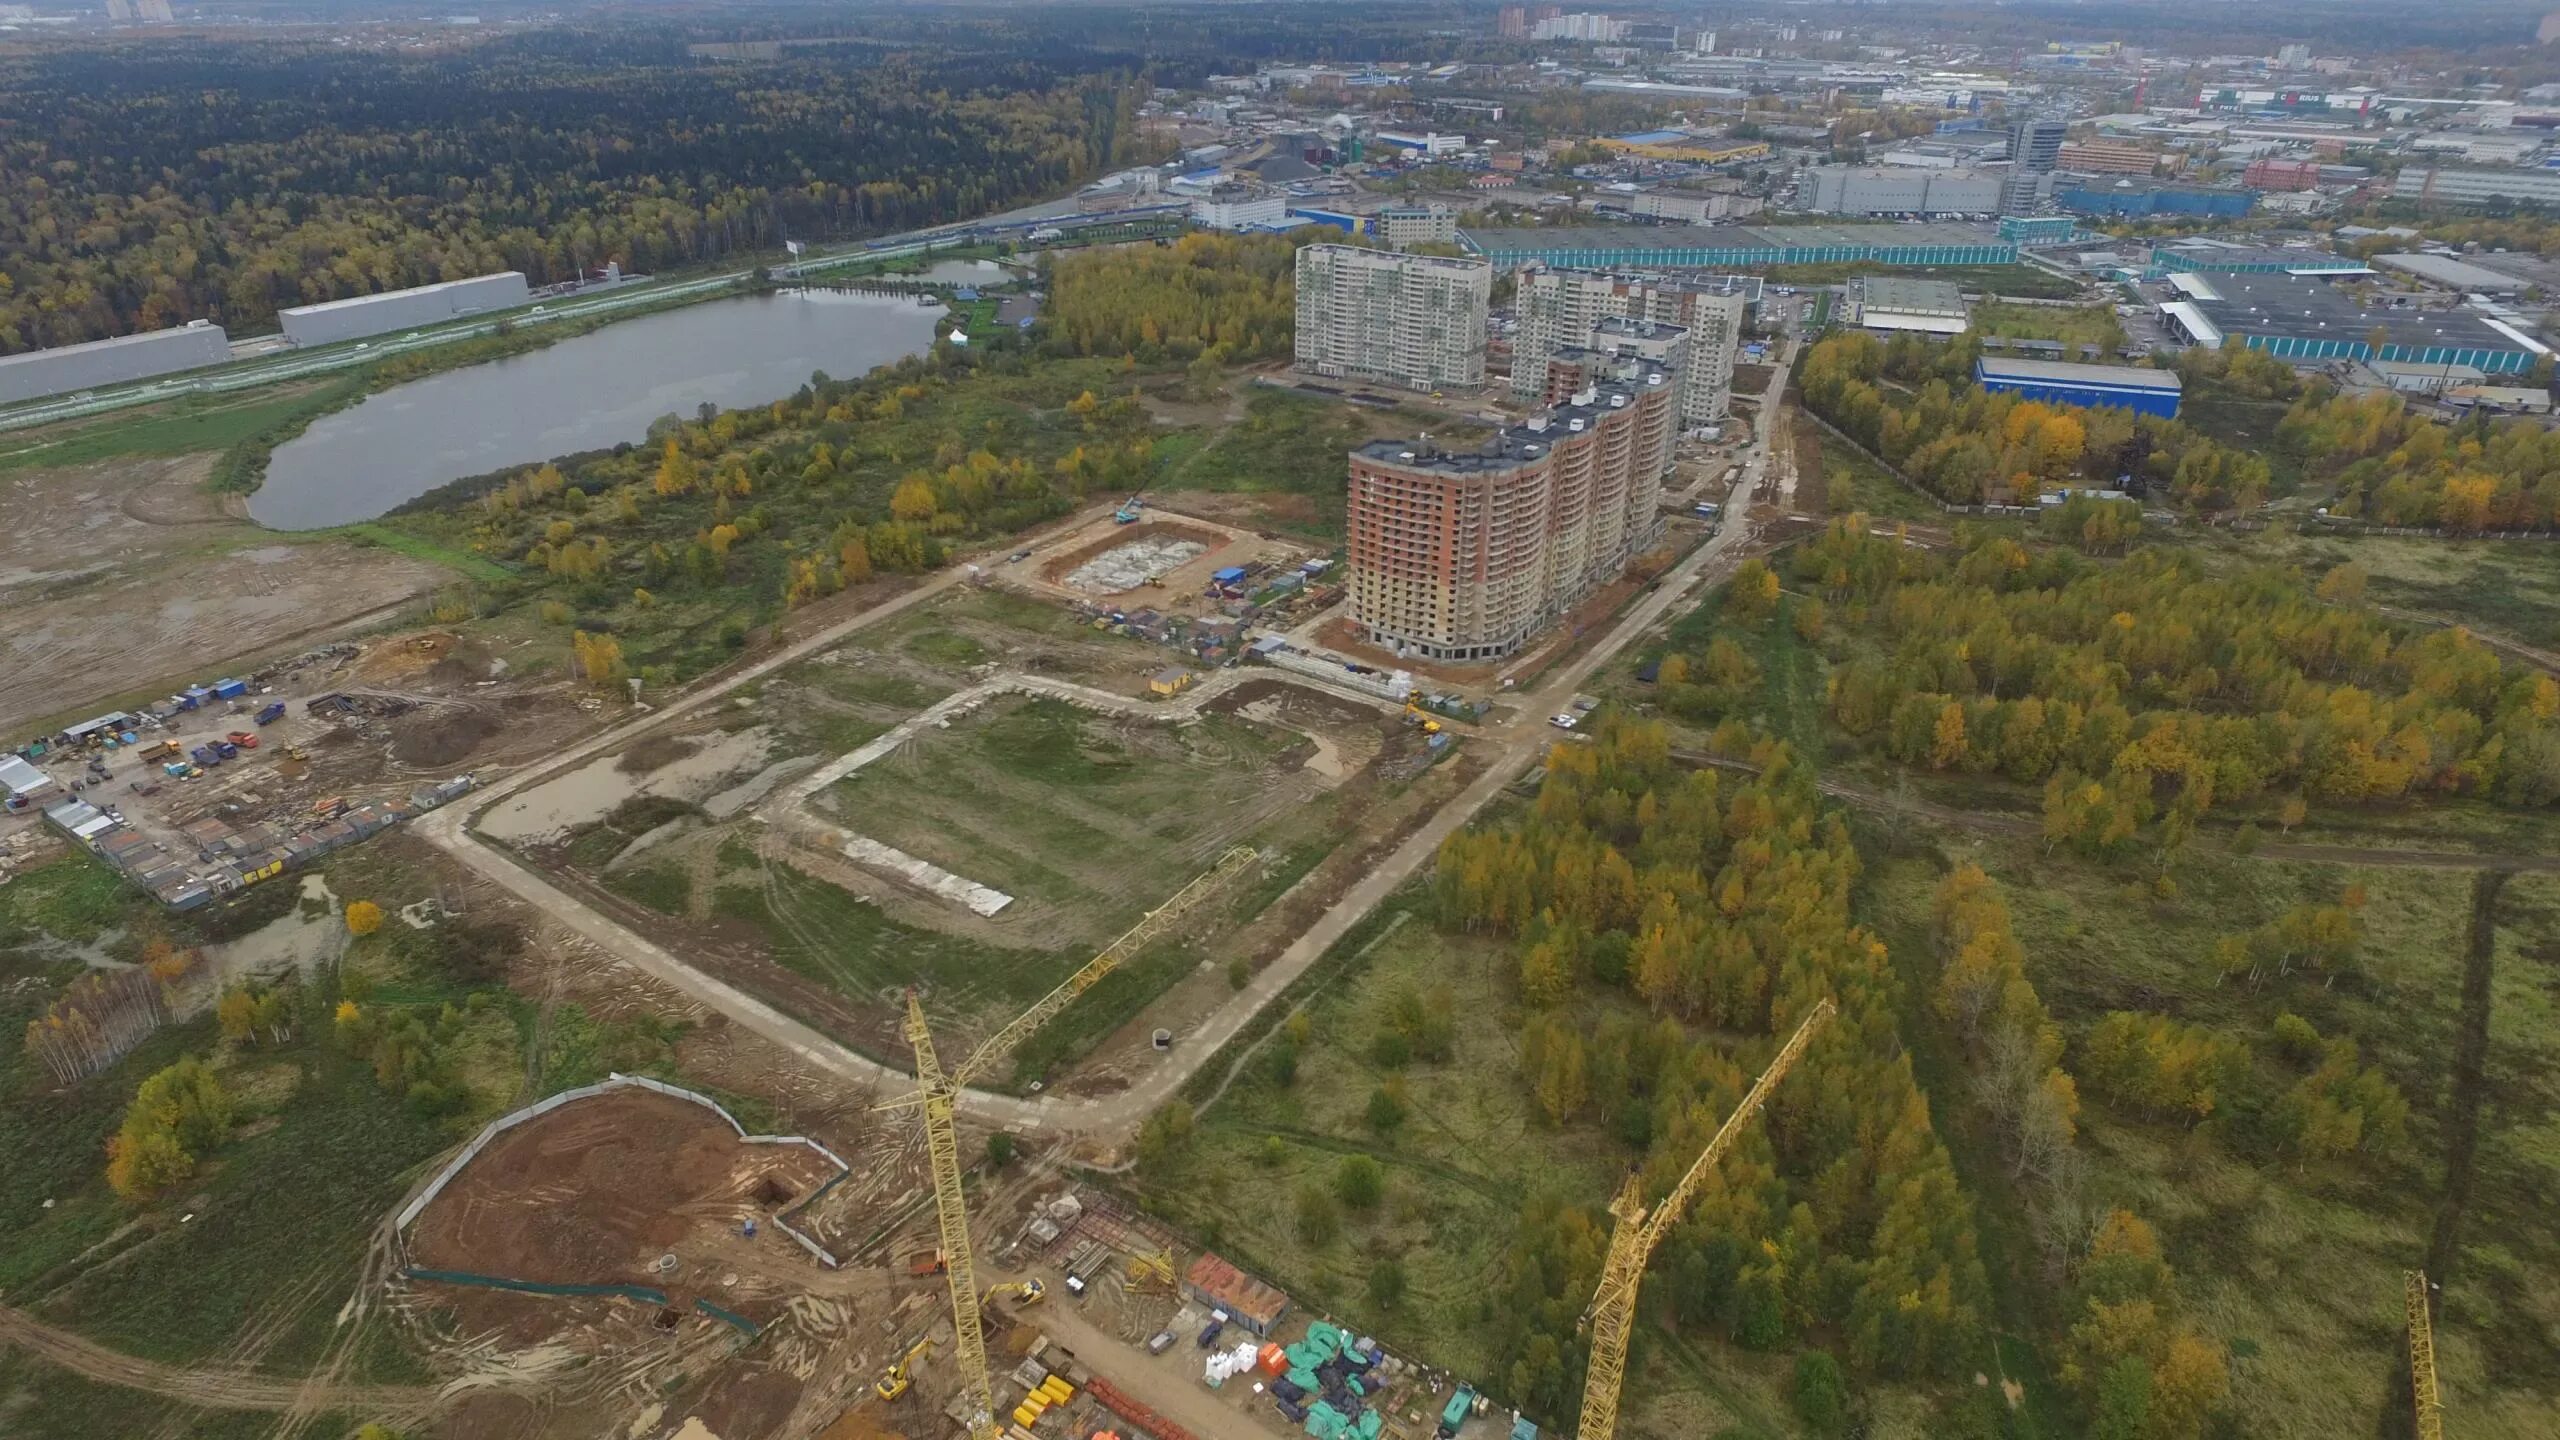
1042,1378 -> 1074,1401
1011,1404 -> 1039,1428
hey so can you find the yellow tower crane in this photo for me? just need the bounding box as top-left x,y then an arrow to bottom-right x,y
2407,1270 -> 2444,1440
895,844 -> 1260,1436
1576,999 -> 1835,1440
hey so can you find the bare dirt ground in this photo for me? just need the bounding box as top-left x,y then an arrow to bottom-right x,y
408,1089 -> 846,1288
0,1304 -> 439,1420
0,455 -> 445,734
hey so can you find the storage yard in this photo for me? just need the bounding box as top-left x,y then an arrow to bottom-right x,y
0,450 -> 449,738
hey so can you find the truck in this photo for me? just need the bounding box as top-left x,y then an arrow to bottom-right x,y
254,702 -> 286,726
190,746 -> 221,768
214,741 -> 239,761
227,731 -> 259,750
141,739 -> 182,762
1196,1310 -> 1228,1348
1439,1384 -> 1478,1439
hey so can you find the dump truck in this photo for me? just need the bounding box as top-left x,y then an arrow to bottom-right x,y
227,731 -> 259,749
254,702 -> 286,726
213,741 -> 239,760
141,739 -> 182,762
190,746 -> 221,768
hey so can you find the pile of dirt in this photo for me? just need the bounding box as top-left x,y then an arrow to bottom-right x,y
391,706 -> 502,766
618,734 -> 702,775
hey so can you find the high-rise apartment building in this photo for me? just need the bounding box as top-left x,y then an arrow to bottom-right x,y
1347,359 -> 1677,662
1512,264 -> 1746,429
2003,117 -> 2067,214
1374,204 -> 1460,249
1295,245 -> 1491,393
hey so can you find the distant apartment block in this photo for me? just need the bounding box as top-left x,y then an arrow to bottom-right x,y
1513,264 -> 1746,428
1294,245 -> 1491,393
2056,139 -> 2160,176
1374,204 -> 1459,248
1347,358 -> 1678,662
2243,158 -> 2324,192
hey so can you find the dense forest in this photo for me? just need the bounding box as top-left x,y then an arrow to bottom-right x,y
1791,518 -> 2560,827
1432,729 -> 1999,1428
1797,333 -> 2288,512
0,31 -> 1151,350
1042,231 -> 1307,365
1803,328 -> 2560,529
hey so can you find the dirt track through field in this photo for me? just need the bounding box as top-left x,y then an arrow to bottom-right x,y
0,1304 -> 440,1419
1671,751 -> 2560,874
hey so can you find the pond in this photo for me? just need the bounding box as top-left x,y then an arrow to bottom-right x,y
249,290 -> 942,530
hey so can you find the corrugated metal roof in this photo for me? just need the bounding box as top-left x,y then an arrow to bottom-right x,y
0,755 -> 52,796
1976,357 -> 2182,389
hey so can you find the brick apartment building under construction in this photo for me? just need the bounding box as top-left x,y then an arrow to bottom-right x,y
1511,263 -> 1748,430
1346,357 -> 1677,662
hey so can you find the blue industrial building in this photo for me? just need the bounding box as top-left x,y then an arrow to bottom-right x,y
1998,215 -> 2080,246
1285,207 -> 1363,234
1459,222 -> 2015,271
1975,357 -> 2184,418
2145,238 -> 2367,278
2053,180 -> 2255,220
2160,270 -> 2547,376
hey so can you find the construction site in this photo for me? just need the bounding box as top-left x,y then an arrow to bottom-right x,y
1,338 -> 1793,1440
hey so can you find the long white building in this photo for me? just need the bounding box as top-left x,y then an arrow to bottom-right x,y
1794,166 -> 2006,217
0,320 -> 231,407
1294,245 -> 1491,393
279,272 -> 531,348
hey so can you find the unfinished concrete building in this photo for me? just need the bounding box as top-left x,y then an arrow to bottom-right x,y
1294,244 -> 1491,393
1346,357 -> 1676,662
1512,264 -> 1747,429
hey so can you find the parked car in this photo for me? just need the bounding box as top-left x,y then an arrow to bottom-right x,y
1147,1331 -> 1177,1355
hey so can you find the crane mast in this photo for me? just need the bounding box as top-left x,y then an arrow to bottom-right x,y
2407,1270 -> 2443,1440
1576,999 -> 1836,1440
893,845 -> 1259,1437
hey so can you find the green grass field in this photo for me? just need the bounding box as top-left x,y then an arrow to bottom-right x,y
1970,300 -> 2126,351
0,384 -> 348,476
826,693 -> 1328,946
1157,388 -> 1411,538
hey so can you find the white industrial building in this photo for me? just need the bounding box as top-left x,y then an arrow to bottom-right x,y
1188,182 -> 1288,232
1851,277 -> 1971,336
2390,167 -> 2560,211
279,272 -> 531,348
1794,166 -> 2006,217
0,320 -> 232,407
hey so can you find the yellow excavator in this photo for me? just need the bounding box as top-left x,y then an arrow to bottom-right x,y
875,1337 -> 936,1401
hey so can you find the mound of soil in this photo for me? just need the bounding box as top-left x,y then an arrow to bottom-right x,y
618,734 -> 702,775
391,706 -> 502,767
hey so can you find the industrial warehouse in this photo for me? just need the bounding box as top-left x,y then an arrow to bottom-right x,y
278,271 -> 534,347
2161,270 -> 2549,373
0,320 -> 232,406
1459,222 -> 2018,271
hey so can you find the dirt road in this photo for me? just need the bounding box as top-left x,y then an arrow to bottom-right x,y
0,1304 -> 439,1419
1676,750 -> 2560,873
419,376 -> 1782,1141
